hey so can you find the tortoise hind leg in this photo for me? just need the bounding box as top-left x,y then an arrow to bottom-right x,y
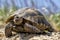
47,26 -> 55,32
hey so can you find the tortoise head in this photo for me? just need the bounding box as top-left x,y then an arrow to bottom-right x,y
13,14 -> 23,25
5,14 -> 23,25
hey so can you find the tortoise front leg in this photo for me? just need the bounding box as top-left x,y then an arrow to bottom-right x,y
5,22 -> 13,37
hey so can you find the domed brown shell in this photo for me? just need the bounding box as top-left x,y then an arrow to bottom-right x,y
5,8 -> 54,32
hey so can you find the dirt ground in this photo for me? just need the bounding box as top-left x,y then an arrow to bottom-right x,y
0,25 -> 60,40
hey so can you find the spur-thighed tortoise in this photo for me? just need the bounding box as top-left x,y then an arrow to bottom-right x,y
5,8 -> 54,37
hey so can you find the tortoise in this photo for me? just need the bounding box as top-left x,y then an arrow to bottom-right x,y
5,8 -> 54,37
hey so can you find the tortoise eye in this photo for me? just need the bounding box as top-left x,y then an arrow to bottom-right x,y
16,16 -> 19,18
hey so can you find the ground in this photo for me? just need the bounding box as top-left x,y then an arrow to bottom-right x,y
0,25 -> 60,40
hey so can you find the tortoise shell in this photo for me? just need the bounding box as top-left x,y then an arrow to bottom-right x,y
6,8 -> 48,25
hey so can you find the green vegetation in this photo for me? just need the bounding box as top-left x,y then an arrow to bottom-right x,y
0,7 -> 16,21
49,13 -> 60,31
